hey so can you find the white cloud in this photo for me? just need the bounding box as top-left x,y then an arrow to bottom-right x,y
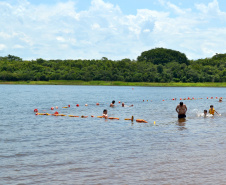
143,29 -> 150,33
56,36 -> 66,42
166,2 -> 190,15
0,44 -> 7,50
13,44 -> 24,49
0,32 -> 11,39
0,0 -> 225,60
91,23 -> 101,30
195,0 -> 226,19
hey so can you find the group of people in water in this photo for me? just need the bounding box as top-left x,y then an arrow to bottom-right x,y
176,101 -> 221,119
105,99 -> 222,120
110,100 -> 133,108
102,100 -> 134,119
204,105 -> 220,117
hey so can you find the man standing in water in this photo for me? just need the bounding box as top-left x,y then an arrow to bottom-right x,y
176,102 -> 187,119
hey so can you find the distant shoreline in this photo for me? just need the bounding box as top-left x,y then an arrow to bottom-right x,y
1,80 -> 226,87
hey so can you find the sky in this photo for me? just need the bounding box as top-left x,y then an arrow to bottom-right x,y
0,0 -> 226,60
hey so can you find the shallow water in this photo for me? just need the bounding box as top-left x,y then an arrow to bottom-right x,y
0,85 -> 226,184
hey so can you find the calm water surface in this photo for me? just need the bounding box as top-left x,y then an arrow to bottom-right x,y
0,85 -> 226,184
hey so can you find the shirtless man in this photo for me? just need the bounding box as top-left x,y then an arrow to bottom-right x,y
110,100 -> 115,107
176,102 -> 187,119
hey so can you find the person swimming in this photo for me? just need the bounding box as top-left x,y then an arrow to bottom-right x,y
121,102 -> 133,107
110,100 -> 115,107
204,110 -> 208,117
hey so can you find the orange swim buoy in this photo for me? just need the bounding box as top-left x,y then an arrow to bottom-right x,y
81,115 -> 88,118
36,113 -> 50,116
136,119 -> 148,123
96,103 -> 99,105
108,117 -> 119,120
68,115 -> 79,117
34,109 -> 38,112
58,114 -> 66,116
124,116 -> 134,121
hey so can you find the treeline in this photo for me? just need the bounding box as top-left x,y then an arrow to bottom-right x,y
0,48 -> 226,83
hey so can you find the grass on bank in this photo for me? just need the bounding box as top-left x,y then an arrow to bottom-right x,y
1,80 -> 226,87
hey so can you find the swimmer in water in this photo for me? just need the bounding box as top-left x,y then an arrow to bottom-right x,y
102,109 -> 108,118
219,97 -> 223,102
122,102 -> 133,107
204,110 -> 208,117
176,102 -> 187,119
209,105 -> 219,115
110,100 -> 115,107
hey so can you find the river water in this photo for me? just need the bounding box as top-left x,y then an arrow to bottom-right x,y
0,85 -> 226,184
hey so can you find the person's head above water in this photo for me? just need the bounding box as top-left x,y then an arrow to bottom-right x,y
204,110 -> 207,114
103,109 -> 107,114
112,100 -> 115,104
180,102 -> 183,106
210,105 -> 213,108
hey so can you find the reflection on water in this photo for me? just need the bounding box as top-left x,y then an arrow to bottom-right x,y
177,118 -> 187,130
177,118 -> 186,125
0,85 -> 226,185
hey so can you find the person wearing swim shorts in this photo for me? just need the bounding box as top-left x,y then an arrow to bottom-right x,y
176,102 -> 187,119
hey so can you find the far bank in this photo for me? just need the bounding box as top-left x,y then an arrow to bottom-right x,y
1,80 -> 226,87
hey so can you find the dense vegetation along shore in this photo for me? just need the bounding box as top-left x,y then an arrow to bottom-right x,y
0,48 -> 226,84
1,80 -> 226,87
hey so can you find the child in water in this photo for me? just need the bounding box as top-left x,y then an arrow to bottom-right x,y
102,109 -> 108,118
204,110 -> 207,116
209,105 -> 219,115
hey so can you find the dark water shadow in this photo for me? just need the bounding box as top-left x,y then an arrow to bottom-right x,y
176,118 -> 187,130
